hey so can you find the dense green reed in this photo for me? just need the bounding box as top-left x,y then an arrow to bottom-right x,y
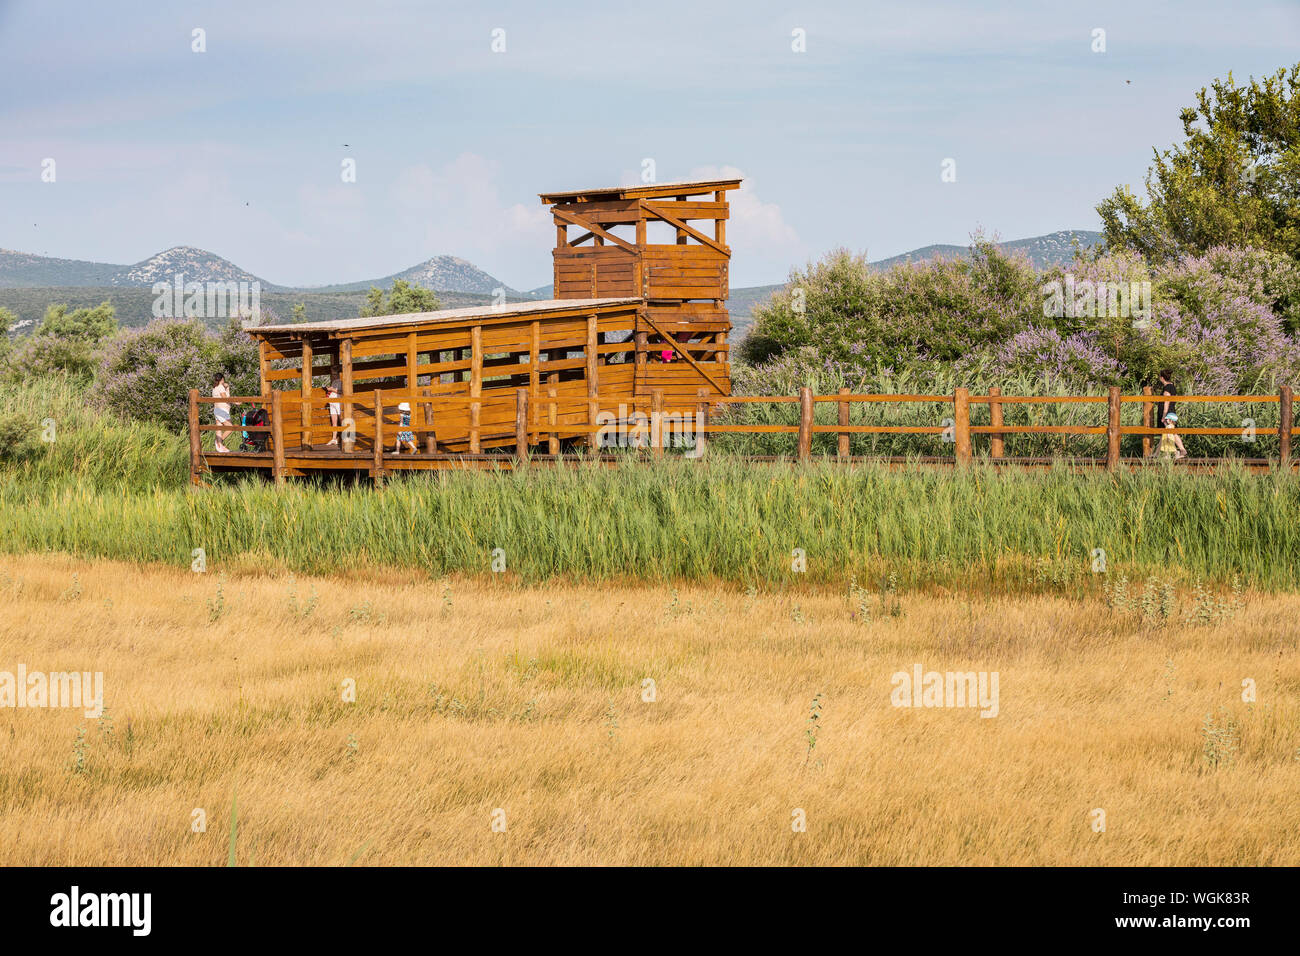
0,377 -> 188,488
3,376 -> 1296,591
3,457 -> 1297,590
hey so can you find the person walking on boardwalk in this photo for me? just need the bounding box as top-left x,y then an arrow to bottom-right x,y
394,401 -> 417,455
211,372 -> 233,453
1153,369 -> 1187,459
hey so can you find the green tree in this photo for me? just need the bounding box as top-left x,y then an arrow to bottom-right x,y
360,279 -> 441,317
37,301 -> 117,343
1098,64 -> 1300,262
739,239 -> 1040,369
0,307 -> 17,378
11,301 -> 118,381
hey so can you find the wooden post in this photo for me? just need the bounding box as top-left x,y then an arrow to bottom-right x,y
1281,385 -> 1293,468
299,337 -> 313,450
548,385 -> 559,455
586,314 -> 599,450
372,389 -> 384,488
1107,385 -> 1122,471
406,331 -> 418,447
529,320 -> 540,443
340,338 -> 354,452
954,387 -> 971,465
270,390 -> 285,487
515,388 -> 529,460
258,340 -> 271,398
1141,386 -> 1153,458
797,388 -> 813,460
695,387 -> 709,458
837,386 -> 850,458
651,388 -> 664,457
988,386 -> 1004,459
423,388 -> 436,454
469,325 -> 482,454
635,210 -> 646,294
187,389 -> 201,485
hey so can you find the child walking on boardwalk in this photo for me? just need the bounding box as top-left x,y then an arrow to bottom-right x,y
394,401 -> 418,454
1153,369 -> 1187,459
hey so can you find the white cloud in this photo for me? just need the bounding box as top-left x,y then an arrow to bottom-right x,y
685,164 -> 801,283
388,153 -> 552,275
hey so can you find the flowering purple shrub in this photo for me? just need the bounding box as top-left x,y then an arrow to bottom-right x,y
1040,248 -> 1154,331
1142,246 -> 1300,391
1156,246 -> 1300,333
983,327 -> 1125,387
94,318 -> 259,432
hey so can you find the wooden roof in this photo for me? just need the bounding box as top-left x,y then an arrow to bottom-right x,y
246,297 -> 642,337
539,179 -> 742,204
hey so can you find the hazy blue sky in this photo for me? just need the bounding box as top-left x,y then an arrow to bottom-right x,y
1,0 -> 1297,289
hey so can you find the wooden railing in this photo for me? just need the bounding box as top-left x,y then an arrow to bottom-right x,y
188,385 -> 1297,485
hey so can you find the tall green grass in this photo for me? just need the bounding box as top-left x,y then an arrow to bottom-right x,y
0,376 -> 187,489
3,458 -> 1297,590
3,375 -> 1296,591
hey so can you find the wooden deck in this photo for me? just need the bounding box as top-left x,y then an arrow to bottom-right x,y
189,385 -> 1299,485
200,448 -> 1291,478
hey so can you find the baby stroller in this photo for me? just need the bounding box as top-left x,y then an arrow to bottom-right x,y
240,406 -> 269,452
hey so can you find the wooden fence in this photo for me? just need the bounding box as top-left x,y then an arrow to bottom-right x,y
189,385 -> 1297,486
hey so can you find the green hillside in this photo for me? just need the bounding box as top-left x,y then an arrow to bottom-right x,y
0,287 -> 521,333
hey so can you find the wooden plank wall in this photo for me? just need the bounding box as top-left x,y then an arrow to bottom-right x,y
255,307 -> 718,453
551,244 -> 728,300
553,246 -> 637,298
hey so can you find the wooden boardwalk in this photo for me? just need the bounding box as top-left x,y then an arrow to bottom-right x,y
189,385 -> 1298,485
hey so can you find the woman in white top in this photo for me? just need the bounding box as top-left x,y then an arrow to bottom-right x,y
211,373 -> 233,453
326,378 -> 342,446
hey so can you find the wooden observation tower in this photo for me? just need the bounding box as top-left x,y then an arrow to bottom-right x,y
209,176 -> 740,475
541,177 -> 740,401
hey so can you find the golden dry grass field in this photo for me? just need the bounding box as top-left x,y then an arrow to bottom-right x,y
1,553 -> 1297,866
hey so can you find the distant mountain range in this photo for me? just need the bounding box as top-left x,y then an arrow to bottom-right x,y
868,230 -> 1102,271
2,230 -> 1102,334
1,230 -> 1101,296
0,246 -> 520,297
526,230 -> 1103,303
0,246 -> 286,291
109,246 -> 277,290
300,256 -> 524,297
